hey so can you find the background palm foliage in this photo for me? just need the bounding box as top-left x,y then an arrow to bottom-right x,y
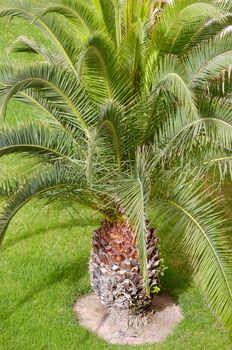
0,0 -> 232,338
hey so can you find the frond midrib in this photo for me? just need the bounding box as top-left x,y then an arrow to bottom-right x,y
3,76 -> 88,130
189,50 -> 232,86
0,143 -> 80,165
167,199 -> 232,301
0,5 -> 78,76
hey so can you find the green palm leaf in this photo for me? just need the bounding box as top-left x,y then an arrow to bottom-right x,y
113,147 -> 154,293
154,180 -> 232,338
34,2 -> 99,41
0,165 -> 85,244
0,123 -> 82,164
0,63 -> 97,132
0,0 -> 81,74
8,36 -> 62,65
149,55 -> 198,120
186,36 -> 232,87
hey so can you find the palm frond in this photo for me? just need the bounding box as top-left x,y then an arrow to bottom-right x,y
98,0 -> 116,44
78,32 -> 116,101
116,177 -> 149,292
150,97 -> 232,168
0,122 -> 82,164
202,148 -> 232,180
148,55 -> 198,120
120,22 -> 143,90
0,178 -> 20,197
0,0 -> 35,21
151,0 -> 225,54
114,147 -> 154,293
0,63 -> 98,133
153,179 -> 232,337
78,32 -> 131,104
8,36 -> 62,65
185,36 -> 232,87
97,102 -> 123,171
0,164 -> 86,244
206,68 -> 232,98
0,0 -> 81,74
33,15 -> 82,74
35,1 -> 100,41
185,14 -> 232,52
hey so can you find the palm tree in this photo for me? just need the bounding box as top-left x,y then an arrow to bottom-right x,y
0,0 -> 232,337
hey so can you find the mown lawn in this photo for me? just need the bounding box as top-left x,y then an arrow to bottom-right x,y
0,18 -> 231,350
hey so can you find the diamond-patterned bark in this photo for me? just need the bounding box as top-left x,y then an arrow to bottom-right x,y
90,220 -> 161,312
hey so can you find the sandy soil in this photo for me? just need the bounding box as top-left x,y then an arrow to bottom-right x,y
74,293 -> 183,345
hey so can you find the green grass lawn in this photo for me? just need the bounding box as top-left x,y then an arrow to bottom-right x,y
0,18 -> 231,350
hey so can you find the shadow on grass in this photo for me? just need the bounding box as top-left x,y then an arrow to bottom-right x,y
158,232 -> 193,302
2,231 -> 194,317
1,209 -> 193,322
0,255 -> 89,322
2,213 -> 100,251
2,219 -> 84,251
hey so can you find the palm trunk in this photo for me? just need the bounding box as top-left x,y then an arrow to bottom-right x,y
89,220 -> 161,314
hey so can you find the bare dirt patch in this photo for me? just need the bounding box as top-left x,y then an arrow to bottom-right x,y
74,293 -> 183,345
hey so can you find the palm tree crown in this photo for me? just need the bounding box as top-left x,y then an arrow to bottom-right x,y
0,0 -> 232,337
